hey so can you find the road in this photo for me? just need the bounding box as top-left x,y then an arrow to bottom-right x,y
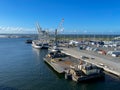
61,47 -> 120,77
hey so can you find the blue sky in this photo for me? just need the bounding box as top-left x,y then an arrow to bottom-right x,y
0,0 -> 120,34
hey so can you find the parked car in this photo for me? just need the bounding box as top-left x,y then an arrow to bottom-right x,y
107,51 -> 120,57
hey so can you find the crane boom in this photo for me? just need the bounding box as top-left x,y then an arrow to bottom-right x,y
36,22 -> 42,34
55,18 -> 64,46
57,18 -> 64,31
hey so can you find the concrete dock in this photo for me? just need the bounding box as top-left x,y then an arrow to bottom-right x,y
44,54 -> 80,74
61,47 -> 120,77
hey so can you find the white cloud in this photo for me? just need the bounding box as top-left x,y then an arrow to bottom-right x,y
0,26 -> 35,34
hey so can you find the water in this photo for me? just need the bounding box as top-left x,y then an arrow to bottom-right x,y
0,38 -> 120,90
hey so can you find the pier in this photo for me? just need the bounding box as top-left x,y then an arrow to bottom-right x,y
61,47 -> 120,77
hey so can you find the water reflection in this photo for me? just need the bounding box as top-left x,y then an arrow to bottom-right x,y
31,48 -> 53,79
32,48 -> 65,79
32,48 -> 47,64
32,48 -> 41,57
32,48 -> 48,57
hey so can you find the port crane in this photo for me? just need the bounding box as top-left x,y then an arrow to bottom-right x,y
55,18 -> 64,46
36,22 -> 49,40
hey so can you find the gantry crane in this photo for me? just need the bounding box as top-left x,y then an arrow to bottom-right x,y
55,18 -> 64,46
36,22 -> 49,40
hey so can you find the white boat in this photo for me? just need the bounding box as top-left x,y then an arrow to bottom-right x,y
32,40 -> 49,49
32,40 -> 43,49
32,23 -> 50,49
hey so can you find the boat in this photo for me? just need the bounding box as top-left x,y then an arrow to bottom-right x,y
65,63 -> 104,82
32,40 -> 43,49
44,48 -> 67,73
32,22 -> 50,49
26,39 -> 33,44
42,42 -> 49,49
44,47 -> 104,82
32,40 -> 49,49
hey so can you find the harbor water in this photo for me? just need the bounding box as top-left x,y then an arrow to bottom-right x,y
0,38 -> 120,90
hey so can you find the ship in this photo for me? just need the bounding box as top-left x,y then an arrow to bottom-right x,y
32,23 -> 49,49
26,39 -> 33,44
32,40 -> 49,49
65,63 -> 104,82
44,47 -> 68,73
